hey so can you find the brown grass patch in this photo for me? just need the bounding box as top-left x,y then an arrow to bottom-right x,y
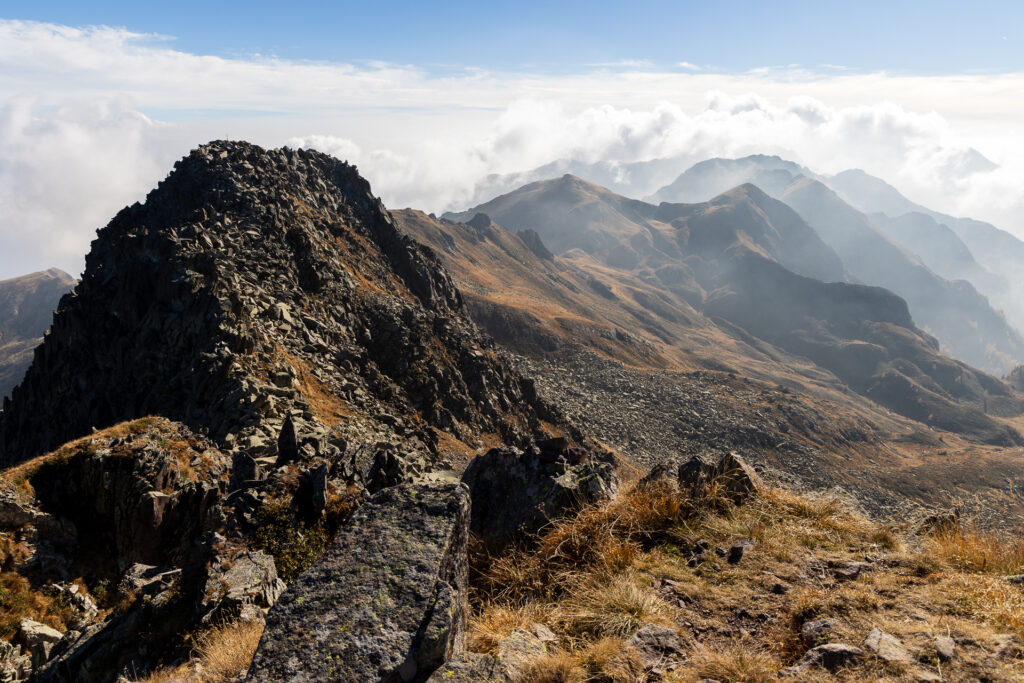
279,349 -> 353,427
928,521 -> 1024,574
134,620 -> 265,683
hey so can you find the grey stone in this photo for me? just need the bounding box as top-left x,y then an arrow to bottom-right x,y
800,619 -> 835,645
627,624 -> 687,674
677,454 -> 717,498
17,619 -> 63,648
0,640 -> 31,683
779,643 -> 863,675
276,415 -> 298,466
934,634 -> 955,661
863,627 -> 914,664
247,480 -> 470,682
424,652 -> 510,682
678,451 -> 761,503
201,551 -> 285,623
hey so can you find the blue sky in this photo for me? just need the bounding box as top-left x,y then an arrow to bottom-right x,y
2,2 -> 1024,278
4,0 -> 1023,74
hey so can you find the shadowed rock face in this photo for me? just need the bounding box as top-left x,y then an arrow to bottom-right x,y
0,268 -> 75,400
461,441 -> 618,549
247,480 -> 470,683
0,141 -> 563,466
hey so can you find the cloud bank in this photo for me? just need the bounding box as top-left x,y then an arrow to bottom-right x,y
2,19 -> 1024,279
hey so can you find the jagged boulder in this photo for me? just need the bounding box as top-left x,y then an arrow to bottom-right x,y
0,640 -> 31,683
426,624 -> 556,682
677,451 -> 761,503
247,480 -> 470,682
461,442 -> 617,548
200,551 -> 285,623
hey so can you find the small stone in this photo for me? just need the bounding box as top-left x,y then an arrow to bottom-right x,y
627,624 -> 687,674
863,627 -> 915,664
800,619 -> 835,645
727,544 -> 745,564
934,634 -> 955,661
770,582 -> 789,595
780,643 -> 863,675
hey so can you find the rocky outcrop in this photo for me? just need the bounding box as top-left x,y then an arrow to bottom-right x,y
426,624 -> 556,682
461,440 -> 617,548
199,550 -> 285,623
0,141 -> 562,466
248,480 -> 470,682
677,451 -> 762,503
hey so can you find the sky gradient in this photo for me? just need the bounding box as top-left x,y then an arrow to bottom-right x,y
5,1 -> 1024,73
1,3 -> 1023,279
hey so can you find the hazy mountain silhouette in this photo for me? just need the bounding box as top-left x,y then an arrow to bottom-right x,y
650,157 -> 1024,375
447,176 -> 1023,445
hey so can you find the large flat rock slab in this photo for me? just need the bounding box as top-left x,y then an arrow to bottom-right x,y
247,480 -> 470,683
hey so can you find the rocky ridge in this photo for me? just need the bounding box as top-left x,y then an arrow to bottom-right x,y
0,142 -> 585,682
1,141 -> 562,467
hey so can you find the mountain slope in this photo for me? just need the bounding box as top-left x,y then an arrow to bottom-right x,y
828,167 -> 1024,333
646,154 -> 815,204
780,178 -> 1024,375
443,178 -> 1024,446
0,268 -> 76,400
650,156 -> 1024,376
446,176 -> 847,285
0,141 -> 562,466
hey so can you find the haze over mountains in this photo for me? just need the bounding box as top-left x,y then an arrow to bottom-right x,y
445,173 -> 1024,446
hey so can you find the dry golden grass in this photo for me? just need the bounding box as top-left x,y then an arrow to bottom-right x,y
134,620 -> 265,683
477,481 -> 693,603
667,640 -> 781,683
928,520 -> 1024,574
559,572 -> 675,639
468,602 -> 556,654
470,479 -> 1024,682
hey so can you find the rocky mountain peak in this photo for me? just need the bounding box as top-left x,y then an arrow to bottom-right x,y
0,140 -> 562,465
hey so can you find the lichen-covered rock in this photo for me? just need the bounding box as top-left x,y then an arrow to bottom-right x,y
424,652 -> 511,682
247,480 -> 470,682
461,442 -> 617,548
200,551 -> 285,622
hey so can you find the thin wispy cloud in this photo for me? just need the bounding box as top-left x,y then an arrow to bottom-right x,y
2,18 -> 1024,279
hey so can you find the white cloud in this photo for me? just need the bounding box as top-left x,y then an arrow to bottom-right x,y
2,19 -> 1024,278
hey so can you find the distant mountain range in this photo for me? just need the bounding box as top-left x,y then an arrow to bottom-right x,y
443,174 -> 1024,445
0,268 -> 75,400
477,154 -> 1021,378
